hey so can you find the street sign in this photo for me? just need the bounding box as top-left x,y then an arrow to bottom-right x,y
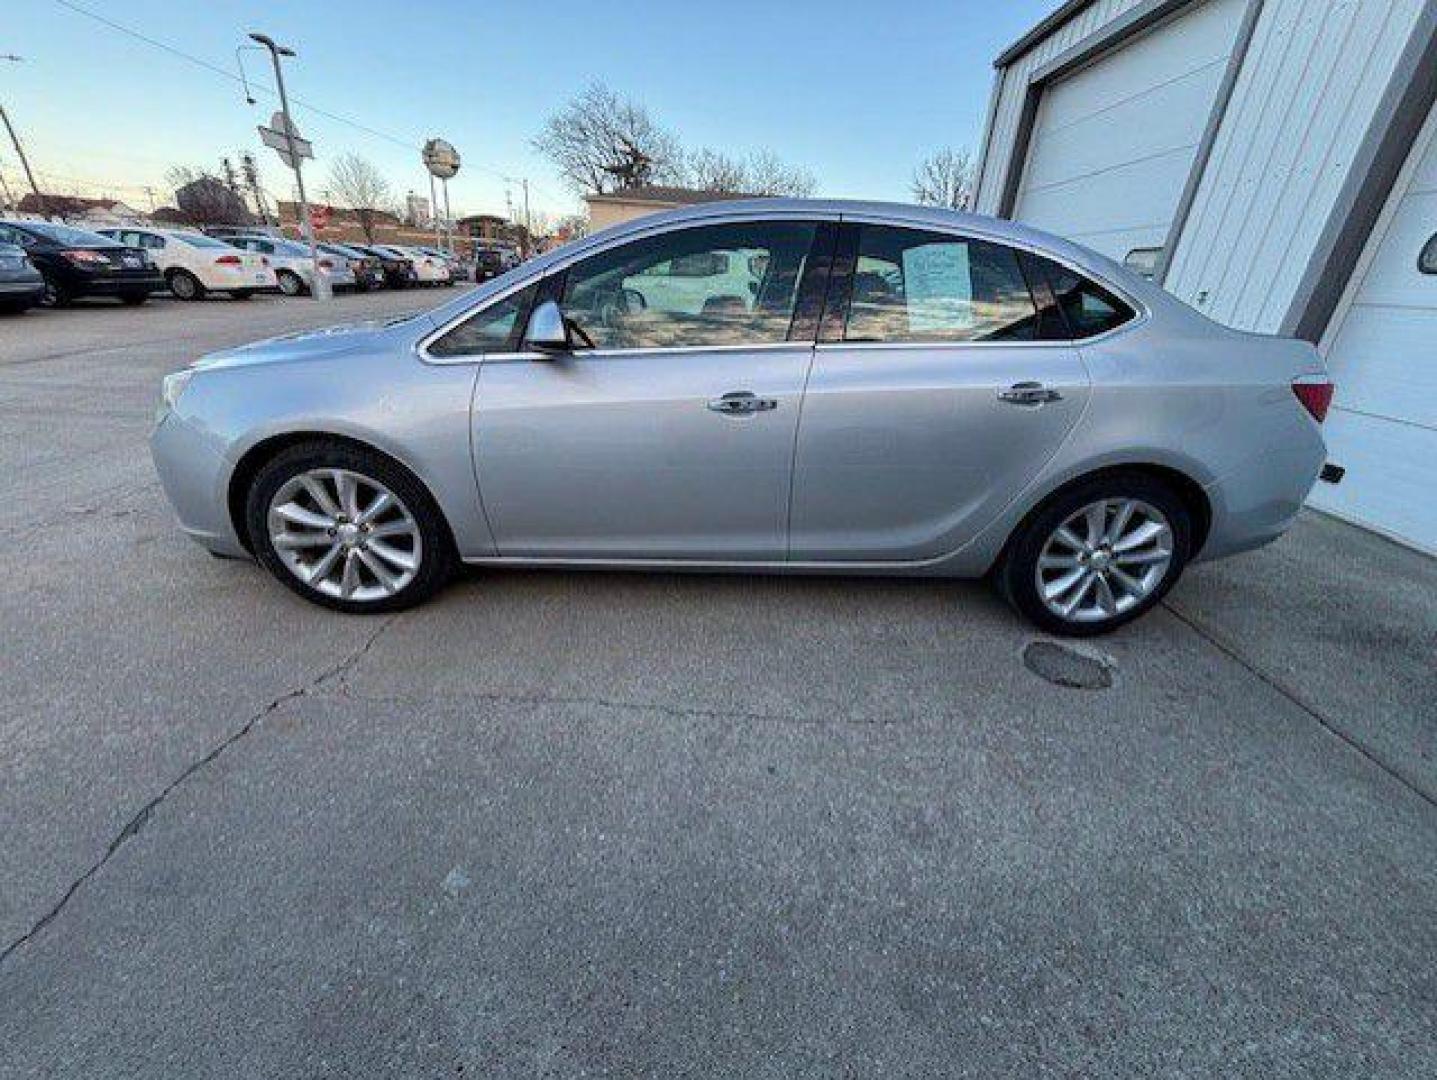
422,138 -> 460,179
258,111 -> 313,169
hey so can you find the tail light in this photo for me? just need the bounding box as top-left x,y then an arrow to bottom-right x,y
214,254 -> 243,266
1292,380 -> 1335,423
62,249 -> 109,266
319,258 -> 334,270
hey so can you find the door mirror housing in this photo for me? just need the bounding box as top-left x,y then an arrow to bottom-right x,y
525,299 -> 571,352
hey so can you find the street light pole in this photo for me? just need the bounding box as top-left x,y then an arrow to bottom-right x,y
0,55 -> 44,216
248,33 -> 329,300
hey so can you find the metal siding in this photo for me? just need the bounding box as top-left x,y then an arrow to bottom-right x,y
974,0 -> 1150,214
1163,0 -> 1431,330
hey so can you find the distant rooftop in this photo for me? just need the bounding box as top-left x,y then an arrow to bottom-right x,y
585,185 -> 758,206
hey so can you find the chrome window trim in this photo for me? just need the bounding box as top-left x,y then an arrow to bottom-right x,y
415,208 -> 1149,364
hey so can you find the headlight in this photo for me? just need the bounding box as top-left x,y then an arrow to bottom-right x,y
157,369 -> 196,422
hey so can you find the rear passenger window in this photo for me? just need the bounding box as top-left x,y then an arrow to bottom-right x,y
843,227 -> 1039,343
1026,254 -> 1135,339
1420,233 -> 1437,275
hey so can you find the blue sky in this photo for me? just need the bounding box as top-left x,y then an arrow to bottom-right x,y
4,0 -> 1059,220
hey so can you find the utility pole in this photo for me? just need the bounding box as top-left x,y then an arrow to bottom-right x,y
521,178 -> 532,255
0,54 -> 43,216
248,33 -> 329,300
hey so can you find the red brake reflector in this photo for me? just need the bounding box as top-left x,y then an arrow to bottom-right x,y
1292,381 -> 1334,423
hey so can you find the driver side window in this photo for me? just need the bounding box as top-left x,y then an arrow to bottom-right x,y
560,221 -> 817,350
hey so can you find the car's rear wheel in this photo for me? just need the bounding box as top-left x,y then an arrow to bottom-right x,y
168,269 -> 204,300
38,275 -> 71,308
246,441 -> 457,613
997,473 -> 1190,636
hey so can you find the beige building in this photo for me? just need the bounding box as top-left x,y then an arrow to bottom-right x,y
584,185 -> 754,231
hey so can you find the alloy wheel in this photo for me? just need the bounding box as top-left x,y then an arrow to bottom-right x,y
266,468 -> 422,602
1034,498 -> 1173,624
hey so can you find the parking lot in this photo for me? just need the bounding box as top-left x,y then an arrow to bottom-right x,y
2,292 -> 1434,1076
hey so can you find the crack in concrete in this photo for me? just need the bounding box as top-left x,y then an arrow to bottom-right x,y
1162,599 -> 1437,813
0,614 -> 402,969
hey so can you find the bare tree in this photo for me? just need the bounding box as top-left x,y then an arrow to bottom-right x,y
912,147 -> 974,210
533,82 -> 683,195
167,166 -> 252,226
682,147 -> 816,197
685,148 -> 750,193
327,153 -> 393,241
744,150 -> 816,197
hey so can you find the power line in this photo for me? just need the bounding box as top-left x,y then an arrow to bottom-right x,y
49,0 -> 572,209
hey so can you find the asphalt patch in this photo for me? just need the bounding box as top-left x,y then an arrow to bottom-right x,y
1022,640 -> 1114,690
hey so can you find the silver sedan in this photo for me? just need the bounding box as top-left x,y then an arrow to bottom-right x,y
151,200 -> 1331,635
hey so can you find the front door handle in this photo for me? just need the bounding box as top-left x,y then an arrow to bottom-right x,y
707,391 -> 777,416
997,381 -> 1063,406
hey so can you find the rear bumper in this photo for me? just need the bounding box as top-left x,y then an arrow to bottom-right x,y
150,412 -> 247,557
73,271 -> 165,296
0,279 -> 44,300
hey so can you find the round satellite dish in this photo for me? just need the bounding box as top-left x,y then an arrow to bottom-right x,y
422,138 -> 461,179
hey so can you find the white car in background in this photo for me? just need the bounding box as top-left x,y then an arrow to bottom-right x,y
224,235 -> 356,296
373,244 -> 451,286
97,226 -> 276,300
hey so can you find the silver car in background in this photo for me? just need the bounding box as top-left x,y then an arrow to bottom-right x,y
151,200 -> 1331,635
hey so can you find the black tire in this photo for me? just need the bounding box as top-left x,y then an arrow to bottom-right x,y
996,472 -> 1191,637
168,269 -> 204,300
245,440 -> 457,614
119,291 -> 149,306
38,275 -> 71,308
277,269 -> 306,297
229,289 -> 254,300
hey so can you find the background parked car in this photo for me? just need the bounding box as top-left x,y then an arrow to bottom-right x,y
0,219 -> 163,307
416,245 -> 469,282
473,245 -> 508,282
224,235 -> 355,296
348,243 -> 415,289
0,242 -> 45,313
372,244 -> 451,286
317,242 -> 387,291
98,226 -> 275,300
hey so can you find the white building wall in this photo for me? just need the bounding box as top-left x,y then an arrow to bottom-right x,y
1164,0 -> 1431,331
974,0 -> 1150,215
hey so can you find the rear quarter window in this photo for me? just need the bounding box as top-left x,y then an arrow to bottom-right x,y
1024,253 -> 1136,340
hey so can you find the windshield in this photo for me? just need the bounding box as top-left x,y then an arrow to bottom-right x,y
176,233 -> 233,249
18,221 -> 122,247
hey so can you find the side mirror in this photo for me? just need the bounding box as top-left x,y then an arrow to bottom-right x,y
525,299 -> 570,353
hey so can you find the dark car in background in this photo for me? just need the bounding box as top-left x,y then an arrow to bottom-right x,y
0,220 -> 163,307
473,244 -> 507,282
348,243 -> 415,289
0,242 -> 45,313
318,242 -> 387,291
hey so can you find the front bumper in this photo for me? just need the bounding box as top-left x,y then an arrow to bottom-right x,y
150,412 -> 248,558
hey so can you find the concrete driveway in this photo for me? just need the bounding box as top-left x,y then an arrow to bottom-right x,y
1,292 -> 1433,1078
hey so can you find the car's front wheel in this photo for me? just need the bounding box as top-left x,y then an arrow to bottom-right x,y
276,270 -> 305,297
998,474 -> 1191,636
246,441 -> 456,613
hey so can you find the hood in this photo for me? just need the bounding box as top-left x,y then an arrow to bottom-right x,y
194,312 -> 433,371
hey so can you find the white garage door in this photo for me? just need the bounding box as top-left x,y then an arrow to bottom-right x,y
1014,0 -> 1246,265
1309,102 -> 1437,554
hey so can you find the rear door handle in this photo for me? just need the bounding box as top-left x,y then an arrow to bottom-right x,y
707,391 -> 777,416
997,381 -> 1062,406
